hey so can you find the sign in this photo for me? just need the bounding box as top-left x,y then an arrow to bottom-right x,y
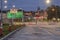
10,8 -> 17,13
7,12 -> 16,19
7,9 -> 23,19
15,11 -> 23,18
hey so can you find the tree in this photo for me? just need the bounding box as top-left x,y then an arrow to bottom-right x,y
56,6 -> 60,18
46,5 -> 60,20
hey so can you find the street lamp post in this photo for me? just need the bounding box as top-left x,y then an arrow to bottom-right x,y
0,0 -> 8,35
12,5 -> 16,24
46,0 -> 51,21
0,0 -> 3,36
8,5 -> 16,32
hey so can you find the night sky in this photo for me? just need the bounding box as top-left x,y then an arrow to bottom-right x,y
1,0 -> 60,11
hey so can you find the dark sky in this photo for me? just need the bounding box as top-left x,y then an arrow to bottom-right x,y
1,0 -> 60,11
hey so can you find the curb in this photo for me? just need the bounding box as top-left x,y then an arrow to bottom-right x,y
0,26 -> 24,40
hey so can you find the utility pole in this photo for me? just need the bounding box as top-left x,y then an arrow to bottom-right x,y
0,0 -> 3,36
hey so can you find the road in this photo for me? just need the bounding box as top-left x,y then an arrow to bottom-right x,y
4,22 -> 60,40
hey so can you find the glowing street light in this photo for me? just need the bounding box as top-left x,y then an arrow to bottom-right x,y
53,18 -> 56,21
46,0 -> 50,4
12,5 -> 15,8
4,0 -> 8,10
57,18 -> 60,21
52,8 -> 55,11
4,6 -> 7,9
4,0 -> 7,3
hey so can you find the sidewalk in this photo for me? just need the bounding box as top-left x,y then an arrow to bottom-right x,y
24,22 -> 60,27
37,22 -> 60,27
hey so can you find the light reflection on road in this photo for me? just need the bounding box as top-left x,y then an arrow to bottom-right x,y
3,22 -> 60,40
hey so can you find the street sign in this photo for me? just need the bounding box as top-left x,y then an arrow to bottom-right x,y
10,8 -> 17,13
7,9 -> 23,19
15,11 -> 23,18
7,12 -> 16,19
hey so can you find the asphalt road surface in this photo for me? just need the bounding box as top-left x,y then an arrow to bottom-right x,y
3,22 -> 60,40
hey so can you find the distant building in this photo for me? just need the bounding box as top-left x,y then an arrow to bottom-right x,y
34,9 -> 48,21
0,13 -> 9,24
24,11 -> 33,21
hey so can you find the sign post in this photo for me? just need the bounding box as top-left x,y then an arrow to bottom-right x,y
7,8 -> 24,26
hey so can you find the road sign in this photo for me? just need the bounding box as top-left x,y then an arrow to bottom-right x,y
15,11 -> 23,18
10,8 -> 17,13
7,12 -> 15,19
7,11 -> 23,19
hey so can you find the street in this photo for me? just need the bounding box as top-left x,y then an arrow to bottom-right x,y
4,22 -> 60,40
0,0 -> 60,40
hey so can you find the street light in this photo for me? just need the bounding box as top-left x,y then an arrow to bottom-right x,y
52,8 -> 55,12
4,0 -> 7,3
9,5 -> 16,26
0,0 -> 8,35
4,0 -> 7,9
4,0 -> 8,11
46,0 -> 50,4
4,6 -> 7,9
12,5 -> 15,8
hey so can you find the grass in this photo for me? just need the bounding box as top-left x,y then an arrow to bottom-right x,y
3,26 -> 9,36
0,23 -> 25,38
